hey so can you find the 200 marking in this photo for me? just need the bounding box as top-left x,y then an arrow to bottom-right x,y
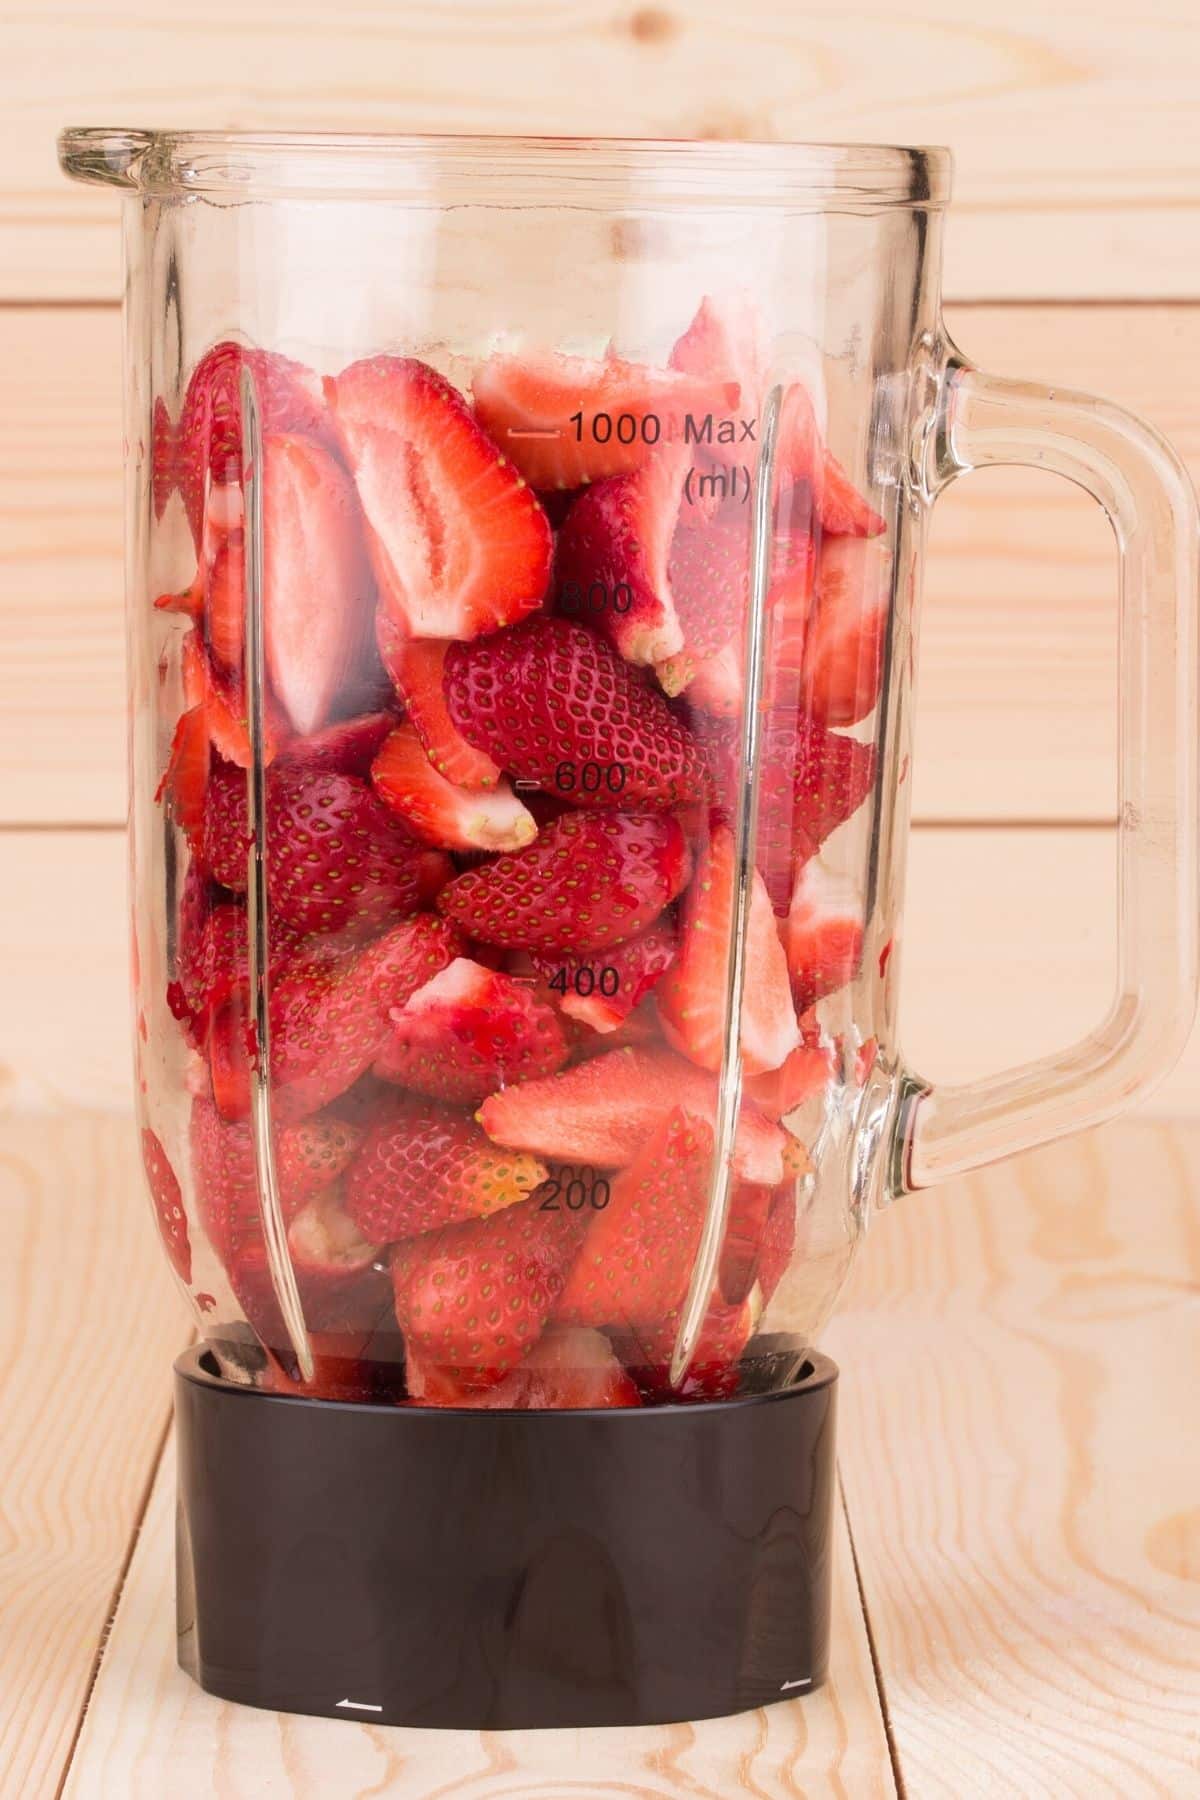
538,1165 -> 612,1212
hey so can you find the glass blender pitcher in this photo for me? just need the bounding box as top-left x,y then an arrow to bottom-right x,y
60,128 -> 1198,1731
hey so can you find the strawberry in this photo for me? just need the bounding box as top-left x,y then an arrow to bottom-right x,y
801,536 -> 892,727
156,706 -> 209,834
437,810 -> 691,954
390,1187 -> 586,1389
756,1187 -> 797,1306
716,1178 -> 804,1307
376,615 -> 500,789
284,1187 -> 390,1332
370,723 -> 537,852
557,1108 -> 713,1328
571,999 -> 662,1057
327,356 -> 552,641
554,441 -> 689,666
409,1326 -> 640,1410
155,493 -> 246,674
264,763 -> 428,937
140,1127 -> 191,1283
656,823 -> 798,1075
443,616 -> 706,810
785,861 -> 864,1012
176,341 -> 334,549
346,1098 -> 547,1244
618,1295 -> 755,1402
277,710 -> 396,779
478,1045 -> 788,1186
180,629 -> 288,769
743,1044 -> 832,1120
375,957 -> 569,1102
172,894 -> 300,1040
151,395 -> 177,522
776,384 -> 887,539
190,1096 -> 364,1258
472,348 -> 736,491
261,432 -> 377,737
669,292 -> 765,411
529,917 -> 677,1034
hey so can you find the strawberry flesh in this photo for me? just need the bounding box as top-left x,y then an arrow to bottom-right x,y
801,536 -> 892,727
529,916 -> 677,1034
375,956 -> 569,1102
376,615 -> 500,789
785,861 -> 865,1013
370,722 -> 537,853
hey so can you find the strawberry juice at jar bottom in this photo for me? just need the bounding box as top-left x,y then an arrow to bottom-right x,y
61,130 -> 1199,1729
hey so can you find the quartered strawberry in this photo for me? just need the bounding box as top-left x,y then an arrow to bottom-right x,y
444,616 -> 705,811
375,957 -> 569,1102
261,432 -> 377,736
656,823 -> 798,1075
785,861 -> 865,1013
140,1127 -> 191,1284
370,723 -> 537,853
189,1096 -> 364,1257
264,763 -> 429,937
346,1098 -> 547,1244
376,615 -> 500,789
529,916 -> 677,1034
801,536 -> 892,727
156,706 -> 209,834
478,1044 -> 788,1185
409,1325 -> 640,1410
743,1043 -> 832,1120
557,1108 -> 713,1328
176,341 -> 334,549
390,1186 -> 586,1390
472,348 -> 736,491
327,355 -> 552,641
437,810 -> 691,954
554,440 -> 689,666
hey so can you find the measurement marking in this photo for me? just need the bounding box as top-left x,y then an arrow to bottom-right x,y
506,428 -> 562,439
513,778 -> 540,791
780,1677 -> 813,1692
336,1698 -> 383,1712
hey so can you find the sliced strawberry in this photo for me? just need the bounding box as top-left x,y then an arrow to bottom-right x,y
776,384 -> 886,538
173,896 -> 300,1039
529,916 -> 677,1034
176,341 -> 334,549
756,1188 -> 797,1307
328,356 -> 552,641
261,432 -> 376,737
618,1295 -> 755,1402
276,710 -> 395,779
376,616 -> 500,789
443,615 -> 706,811
785,861 -> 865,1012
190,1096 -> 364,1259
375,957 -> 569,1102
180,629 -> 287,768
409,1326 -> 640,1410
557,1108 -> 713,1328
656,823 -> 798,1075
743,1044 -> 832,1120
437,810 -> 691,954
472,348 -> 735,491
156,706 -> 209,834
554,442 -> 690,666
140,1127 -> 191,1284
478,1044 -> 787,1185
155,507 -> 246,673
801,536 -> 892,727
390,1187 -> 586,1390
346,1098 -> 547,1244
265,763 -> 428,937
370,723 -> 537,853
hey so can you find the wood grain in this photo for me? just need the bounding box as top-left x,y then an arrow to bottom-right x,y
4,302 -> 1197,827
828,1120 -> 1200,1797
4,823 -> 1197,1117
9,0 -> 1200,301
60,1435 -> 895,1799
0,1114 -> 187,1800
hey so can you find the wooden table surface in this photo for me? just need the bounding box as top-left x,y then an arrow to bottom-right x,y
2,1115 -> 1197,1798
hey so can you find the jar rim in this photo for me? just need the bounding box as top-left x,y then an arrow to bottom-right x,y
58,128 -> 952,208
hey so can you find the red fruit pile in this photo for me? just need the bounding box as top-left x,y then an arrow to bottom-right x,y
142,295 -> 887,1408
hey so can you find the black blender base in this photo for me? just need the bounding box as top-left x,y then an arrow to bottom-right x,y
174,1344 -> 837,1730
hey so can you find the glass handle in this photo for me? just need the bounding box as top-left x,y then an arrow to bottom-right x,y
895,347 -> 1200,1191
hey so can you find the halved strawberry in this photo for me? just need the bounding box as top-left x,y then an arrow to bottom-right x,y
390,1186 -> 586,1390
472,348 -> 735,491
346,1098 -> 547,1244
801,536 -> 892,727
409,1326 -> 640,1410
376,615 -> 500,789
261,432 -> 376,736
370,723 -> 537,853
557,1108 -> 713,1328
265,763 -> 429,937
785,861 -> 865,1012
444,616 -> 706,810
656,823 -> 798,1075
529,916 -> 677,1034
743,1044 -> 832,1120
327,356 -> 552,641
375,957 -> 569,1102
478,1044 -> 788,1185
190,1096 -> 364,1259
437,810 -> 691,954
156,706 -> 209,834
140,1127 -> 191,1284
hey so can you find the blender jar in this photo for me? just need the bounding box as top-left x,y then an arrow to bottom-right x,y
60,129 -> 1198,1730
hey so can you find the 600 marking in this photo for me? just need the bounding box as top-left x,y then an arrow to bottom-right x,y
554,760 -> 627,796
